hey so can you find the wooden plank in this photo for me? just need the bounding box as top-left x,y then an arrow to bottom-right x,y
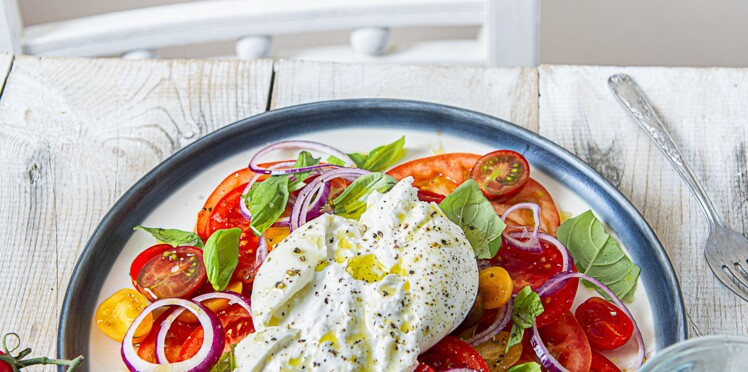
272,59 -> 538,131
538,65 -> 748,336
0,56 -> 273,359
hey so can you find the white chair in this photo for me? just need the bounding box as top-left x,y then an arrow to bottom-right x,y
0,0 -> 539,66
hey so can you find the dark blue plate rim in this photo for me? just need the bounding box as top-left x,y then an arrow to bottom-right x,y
58,99 -> 687,369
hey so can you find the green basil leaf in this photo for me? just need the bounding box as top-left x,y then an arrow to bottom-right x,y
246,175 -> 290,236
287,151 -> 320,192
347,136 -> 406,172
326,155 -> 346,166
438,179 -> 505,259
507,286 -> 544,351
133,225 -> 204,249
333,173 -> 398,219
506,362 -> 542,372
210,344 -> 237,372
203,228 -> 241,291
556,210 -> 641,300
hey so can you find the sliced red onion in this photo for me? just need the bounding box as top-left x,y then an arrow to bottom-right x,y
466,298 -> 513,346
121,298 -> 224,372
501,203 -> 542,252
192,292 -> 252,315
255,232 -> 269,268
248,141 -> 355,174
532,272 -> 645,371
290,168 -> 370,231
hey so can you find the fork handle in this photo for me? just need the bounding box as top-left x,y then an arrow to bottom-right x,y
608,73 -> 724,229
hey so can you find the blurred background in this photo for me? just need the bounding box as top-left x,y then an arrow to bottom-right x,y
5,0 -> 748,66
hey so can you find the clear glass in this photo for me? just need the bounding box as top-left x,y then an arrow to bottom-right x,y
640,335 -> 748,372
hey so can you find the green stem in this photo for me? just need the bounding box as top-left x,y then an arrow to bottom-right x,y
18,355 -> 84,370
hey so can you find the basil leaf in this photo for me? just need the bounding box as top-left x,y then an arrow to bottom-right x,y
326,155 -> 346,166
347,136 -> 406,172
288,151 -> 320,192
438,179 -> 505,259
333,173 -> 398,219
507,362 -> 542,372
507,286 -> 544,351
133,225 -> 204,249
556,210 -> 641,300
203,228 -> 241,291
210,344 -> 237,372
246,175 -> 290,236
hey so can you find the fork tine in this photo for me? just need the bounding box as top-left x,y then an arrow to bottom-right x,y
705,256 -> 748,302
731,262 -> 748,286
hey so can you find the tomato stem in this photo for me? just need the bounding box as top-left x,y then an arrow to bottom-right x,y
1,333 -> 84,371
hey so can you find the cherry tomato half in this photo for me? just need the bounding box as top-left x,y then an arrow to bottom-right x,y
137,309 -> 197,363
95,288 -> 152,343
470,150 -> 530,201
538,311 -> 592,372
575,297 -> 634,351
387,153 -> 481,196
129,244 -> 173,290
473,331 -> 522,372
136,246 -> 206,301
418,336 -> 488,371
417,189 -> 447,204
178,303 -> 254,361
492,178 -> 561,236
590,350 -> 622,372
494,237 -> 578,327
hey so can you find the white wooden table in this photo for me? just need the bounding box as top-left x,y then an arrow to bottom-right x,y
0,54 -> 746,363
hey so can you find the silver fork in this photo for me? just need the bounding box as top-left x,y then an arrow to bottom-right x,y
608,73 -> 748,302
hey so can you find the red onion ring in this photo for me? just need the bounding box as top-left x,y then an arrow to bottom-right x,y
532,272 -> 645,371
290,168 -> 370,231
248,141 -> 355,174
121,298 -> 224,372
255,232 -> 269,268
501,203 -> 542,252
465,298 -> 513,346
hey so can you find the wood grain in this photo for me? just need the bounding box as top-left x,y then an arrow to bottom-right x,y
0,55 -> 273,361
538,65 -> 748,336
272,59 -> 539,131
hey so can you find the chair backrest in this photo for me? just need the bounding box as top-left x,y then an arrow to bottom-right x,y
0,0 -> 538,66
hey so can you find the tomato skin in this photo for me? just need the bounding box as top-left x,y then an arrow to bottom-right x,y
0,352 -> 11,372
470,150 -> 530,201
95,288 -> 152,343
417,189 -> 447,204
136,246 -> 207,301
137,310 -> 197,363
129,244 -> 173,289
414,363 -> 436,372
178,303 -> 254,361
494,238 -> 578,327
492,178 -> 560,236
197,168 -> 257,239
575,298 -> 634,351
387,153 -> 481,196
419,336 -> 488,371
590,351 -> 622,372
538,312 -> 592,372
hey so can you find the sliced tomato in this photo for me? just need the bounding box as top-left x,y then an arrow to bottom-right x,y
178,303 -> 254,361
575,298 -> 634,351
136,246 -> 206,301
492,179 -> 560,235
95,289 -> 152,343
494,237 -> 578,327
196,168 -> 257,239
129,244 -> 173,289
418,336 -> 488,371
470,150 -> 530,201
538,312 -> 592,372
137,310 -> 197,363
386,153 -> 481,196
417,189 -> 447,204
414,363 -> 436,372
590,351 -> 621,372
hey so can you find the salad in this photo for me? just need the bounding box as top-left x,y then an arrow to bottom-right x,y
95,137 -> 645,372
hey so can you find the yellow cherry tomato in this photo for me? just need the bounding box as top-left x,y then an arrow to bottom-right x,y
265,226 -> 290,250
478,267 -> 513,309
95,288 -> 152,343
473,331 -> 523,372
178,281 -> 243,324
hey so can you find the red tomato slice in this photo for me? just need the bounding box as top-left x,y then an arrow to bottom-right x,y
386,153 -> 481,196
196,168 -> 257,239
137,310 -> 197,363
492,178 -> 560,236
470,150 -> 530,200
494,237 -> 578,327
417,189 -> 447,204
178,303 -> 254,361
575,297 -> 634,351
538,312 -> 592,372
136,246 -> 207,302
418,336 -> 488,371
414,363 -> 436,372
129,244 -> 173,289
590,351 -> 622,372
